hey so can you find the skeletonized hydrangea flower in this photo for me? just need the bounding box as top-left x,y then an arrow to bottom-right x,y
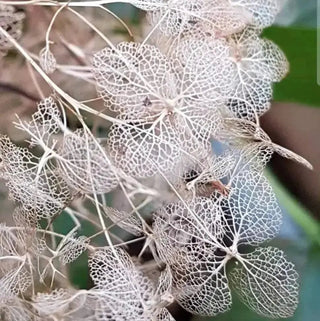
180,26 -> 288,122
57,233 -> 90,265
104,206 -> 143,236
0,224 -> 34,308
181,153 -> 236,197
89,248 -> 175,321
0,135 -> 71,218
177,142 -> 274,200
32,288 -> 95,321
219,117 -> 313,169
39,47 -> 57,74
134,0 -> 280,36
153,196 -> 232,315
93,42 -> 225,120
225,27 -> 288,121
0,4 -> 25,56
58,128 -> 119,194
0,1 -> 305,320
153,170 -> 299,318
0,295 -> 32,321
15,97 -> 61,148
93,42 -> 223,177
15,97 -> 120,195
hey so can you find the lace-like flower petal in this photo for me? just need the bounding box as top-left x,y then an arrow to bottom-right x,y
95,42 -> 221,177
176,266 -> 231,316
0,297 -> 32,321
0,136 -> 70,218
104,206 -> 143,236
219,117 -> 313,169
108,119 -> 183,177
93,42 -> 179,119
230,247 -> 299,318
58,129 -> 118,194
89,248 -> 174,321
230,0 -> 280,28
58,234 -> 89,265
221,170 -> 282,246
226,28 -> 288,120
15,97 -> 61,147
32,288 -> 92,320
39,47 -> 57,74
140,0 -> 250,36
153,197 -> 231,315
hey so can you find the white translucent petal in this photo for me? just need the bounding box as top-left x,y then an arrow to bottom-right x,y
32,288 -> 91,320
230,247 -> 299,318
230,0 -> 280,28
14,97 -> 61,147
224,27 -> 288,120
39,48 -> 57,74
222,170 -> 282,245
0,136 -> 70,218
58,129 -> 118,194
153,197 -> 232,315
104,206 -> 143,236
89,248 -> 174,320
176,266 -> 231,316
58,234 -> 89,265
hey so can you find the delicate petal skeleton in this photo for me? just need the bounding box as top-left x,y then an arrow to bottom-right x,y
0,0 -> 309,320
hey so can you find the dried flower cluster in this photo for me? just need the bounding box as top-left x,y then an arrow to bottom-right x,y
0,1 -> 312,321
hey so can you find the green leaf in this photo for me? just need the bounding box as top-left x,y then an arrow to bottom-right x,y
262,26 -> 320,107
